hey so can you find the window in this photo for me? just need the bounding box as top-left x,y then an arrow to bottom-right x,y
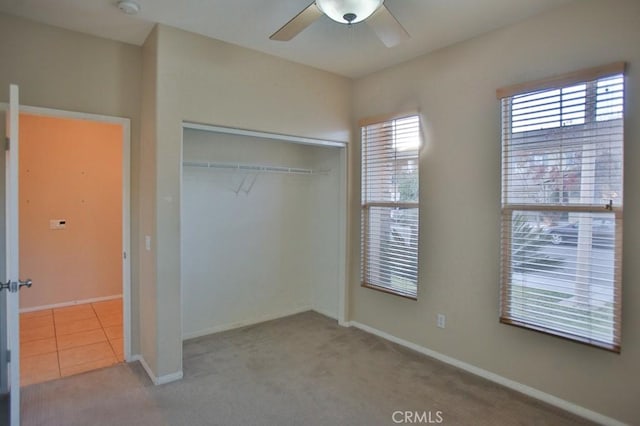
360,114 -> 420,299
498,63 -> 625,352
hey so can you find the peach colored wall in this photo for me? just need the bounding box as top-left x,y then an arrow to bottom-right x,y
19,113 -> 122,309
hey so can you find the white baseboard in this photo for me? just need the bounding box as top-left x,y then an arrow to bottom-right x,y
182,305 -> 312,340
130,354 -> 183,386
347,321 -> 626,426
20,294 -> 122,313
156,370 -> 184,385
311,306 -> 338,320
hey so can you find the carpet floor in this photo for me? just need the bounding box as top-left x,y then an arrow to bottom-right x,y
21,311 -> 591,426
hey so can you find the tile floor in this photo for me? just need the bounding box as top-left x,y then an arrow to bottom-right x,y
20,298 -> 123,386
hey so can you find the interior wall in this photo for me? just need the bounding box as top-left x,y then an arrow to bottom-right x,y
139,26 -> 159,376
19,114 -> 122,309
181,130 -> 341,338
140,24 -> 352,378
0,13 -> 142,354
350,0 -> 640,423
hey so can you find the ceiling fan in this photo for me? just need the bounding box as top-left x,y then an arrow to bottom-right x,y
270,0 -> 410,47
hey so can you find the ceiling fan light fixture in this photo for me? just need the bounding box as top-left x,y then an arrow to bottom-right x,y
316,0 -> 384,25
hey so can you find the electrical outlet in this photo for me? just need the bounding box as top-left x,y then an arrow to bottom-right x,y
437,314 -> 446,329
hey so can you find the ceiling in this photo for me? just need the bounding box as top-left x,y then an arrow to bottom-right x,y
0,0 -> 576,78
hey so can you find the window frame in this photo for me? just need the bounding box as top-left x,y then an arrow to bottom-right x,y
359,113 -> 421,300
497,63 -> 625,352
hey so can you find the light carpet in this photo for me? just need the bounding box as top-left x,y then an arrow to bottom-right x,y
22,311 -> 591,425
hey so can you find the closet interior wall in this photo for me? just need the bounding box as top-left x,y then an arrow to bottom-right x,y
181,128 -> 342,339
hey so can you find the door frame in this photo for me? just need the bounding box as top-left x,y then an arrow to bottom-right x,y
0,103 -> 132,362
3,84 -> 21,426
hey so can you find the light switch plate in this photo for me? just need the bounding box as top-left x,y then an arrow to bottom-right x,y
437,314 -> 446,329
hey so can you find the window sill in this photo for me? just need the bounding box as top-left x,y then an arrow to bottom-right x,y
361,282 -> 418,301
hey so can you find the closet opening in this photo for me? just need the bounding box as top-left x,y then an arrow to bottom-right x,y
180,123 -> 347,342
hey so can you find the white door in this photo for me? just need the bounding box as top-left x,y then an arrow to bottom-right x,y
4,84 -> 31,426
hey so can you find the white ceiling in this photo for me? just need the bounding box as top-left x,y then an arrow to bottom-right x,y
0,0 -> 576,78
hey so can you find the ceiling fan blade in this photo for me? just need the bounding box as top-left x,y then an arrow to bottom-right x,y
366,4 -> 410,47
270,2 -> 324,41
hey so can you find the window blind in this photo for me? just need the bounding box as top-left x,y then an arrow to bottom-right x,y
498,63 -> 624,352
361,115 -> 420,299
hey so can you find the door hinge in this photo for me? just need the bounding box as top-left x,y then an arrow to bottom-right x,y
0,281 -> 16,292
4,137 -> 9,151
6,350 -> 10,363
123,251 -> 127,260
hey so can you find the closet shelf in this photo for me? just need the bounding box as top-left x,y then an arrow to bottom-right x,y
183,161 -> 329,175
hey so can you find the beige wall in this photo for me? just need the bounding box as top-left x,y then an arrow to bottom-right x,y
140,25 -> 352,377
19,113 -> 122,309
139,26 -> 159,376
0,13 -> 142,354
350,0 -> 640,423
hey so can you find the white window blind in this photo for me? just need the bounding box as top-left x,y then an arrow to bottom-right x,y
361,115 -> 420,299
498,63 -> 625,352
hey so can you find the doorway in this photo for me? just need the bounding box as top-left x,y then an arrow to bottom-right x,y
15,110 -> 131,385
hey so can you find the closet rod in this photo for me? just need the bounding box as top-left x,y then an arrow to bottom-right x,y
183,161 -> 328,175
